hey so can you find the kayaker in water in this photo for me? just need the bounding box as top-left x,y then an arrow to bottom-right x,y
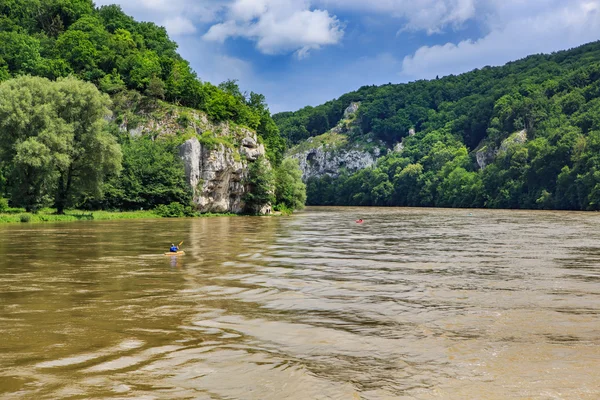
169,243 -> 179,253
356,219 -> 364,224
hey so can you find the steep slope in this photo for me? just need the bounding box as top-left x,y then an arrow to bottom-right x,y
275,41 -> 600,211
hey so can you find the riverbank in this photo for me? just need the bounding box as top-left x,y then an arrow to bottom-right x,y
0,209 -> 239,225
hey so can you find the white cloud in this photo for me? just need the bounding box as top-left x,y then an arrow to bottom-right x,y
93,0 -> 224,36
401,0 -> 600,80
204,0 -> 344,57
163,16 -> 197,36
318,0 -> 477,34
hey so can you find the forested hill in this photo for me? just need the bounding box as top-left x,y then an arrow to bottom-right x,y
0,0 -> 283,161
274,41 -> 600,211
0,0 -> 306,216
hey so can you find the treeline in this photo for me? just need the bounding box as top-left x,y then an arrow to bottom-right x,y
278,41 -> 600,210
0,1 -> 301,215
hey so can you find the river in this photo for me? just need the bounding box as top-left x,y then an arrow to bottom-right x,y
0,207 -> 599,399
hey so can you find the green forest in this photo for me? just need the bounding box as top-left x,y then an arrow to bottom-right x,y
0,0 -> 302,217
274,41 -> 600,210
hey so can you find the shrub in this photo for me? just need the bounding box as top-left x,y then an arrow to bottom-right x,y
177,112 -> 191,127
0,198 -> 8,212
19,214 -> 31,223
154,202 -> 185,218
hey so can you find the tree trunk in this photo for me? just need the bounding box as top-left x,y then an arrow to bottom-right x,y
55,169 -> 73,215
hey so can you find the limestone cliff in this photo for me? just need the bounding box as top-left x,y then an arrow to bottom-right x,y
117,102 -> 269,214
287,103 -> 385,181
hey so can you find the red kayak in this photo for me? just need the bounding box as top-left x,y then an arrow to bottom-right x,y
356,219 -> 364,224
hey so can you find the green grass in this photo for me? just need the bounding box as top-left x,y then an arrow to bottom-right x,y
0,208 -> 250,225
0,209 -> 161,224
288,131 -> 349,155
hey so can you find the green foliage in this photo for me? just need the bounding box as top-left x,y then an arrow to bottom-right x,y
244,156 -> 275,214
98,135 -> 192,211
0,198 -> 8,212
0,1 -> 285,216
0,1 -> 284,160
275,158 -> 306,211
0,76 -> 121,213
283,41 -> 600,211
154,202 -> 188,218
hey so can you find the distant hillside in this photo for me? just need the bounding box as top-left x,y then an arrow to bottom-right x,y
274,41 -> 600,210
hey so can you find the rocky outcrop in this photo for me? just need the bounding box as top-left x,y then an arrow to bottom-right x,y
179,132 -> 267,214
499,129 -> 527,153
344,102 -> 360,119
288,102 -> 384,181
475,130 -> 528,170
291,145 -> 379,181
117,102 -> 270,214
475,145 -> 498,170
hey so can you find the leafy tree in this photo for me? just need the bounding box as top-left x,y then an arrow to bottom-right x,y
275,158 -> 306,210
0,76 -> 121,212
244,156 -> 275,214
99,135 -> 191,211
0,31 -> 41,73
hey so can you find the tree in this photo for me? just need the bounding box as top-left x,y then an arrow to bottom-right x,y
244,156 -> 275,214
0,76 -> 122,213
0,31 -> 41,73
99,135 -> 191,211
275,158 -> 306,210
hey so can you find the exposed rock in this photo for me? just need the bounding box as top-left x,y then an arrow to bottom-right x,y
179,131 -> 269,214
475,145 -> 498,170
343,102 -> 360,119
291,146 -> 377,181
394,142 -> 404,153
475,130 -> 528,170
239,136 -> 265,161
409,128 -> 416,136
499,129 -> 528,153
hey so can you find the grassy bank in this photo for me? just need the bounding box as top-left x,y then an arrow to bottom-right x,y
0,208 -> 239,225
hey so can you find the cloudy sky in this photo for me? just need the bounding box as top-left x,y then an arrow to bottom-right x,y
93,0 -> 600,112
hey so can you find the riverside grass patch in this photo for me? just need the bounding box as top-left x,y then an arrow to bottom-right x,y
0,209 -> 160,224
0,208 -> 244,225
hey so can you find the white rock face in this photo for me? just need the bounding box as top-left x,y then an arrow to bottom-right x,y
344,102 -> 360,119
291,147 -> 377,181
179,131 -> 268,213
476,146 -> 498,170
178,131 -> 268,214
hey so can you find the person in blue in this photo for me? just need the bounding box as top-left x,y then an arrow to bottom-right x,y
169,243 -> 179,253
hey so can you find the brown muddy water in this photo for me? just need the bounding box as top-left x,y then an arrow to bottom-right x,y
0,207 -> 599,399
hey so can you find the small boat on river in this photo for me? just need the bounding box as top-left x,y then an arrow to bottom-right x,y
164,251 -> 185,256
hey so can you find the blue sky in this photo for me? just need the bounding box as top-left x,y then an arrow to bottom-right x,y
94,0 -> 600,113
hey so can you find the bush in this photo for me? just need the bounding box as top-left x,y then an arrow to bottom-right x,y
154,202 -> 187,218
177,112 -> 191,127
19,214 -> 31,223
0,198 -> 8,212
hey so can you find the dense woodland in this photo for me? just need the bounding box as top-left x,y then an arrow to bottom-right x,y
275,41 -> 600,210
0,0 -> 301,215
